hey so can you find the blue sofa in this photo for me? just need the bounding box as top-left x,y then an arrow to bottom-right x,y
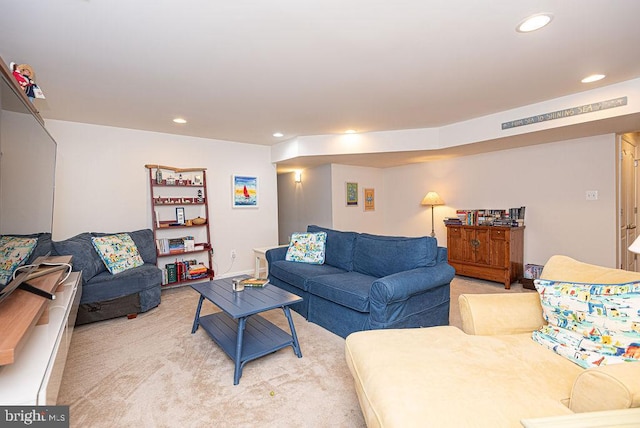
51,229 -> 162,325
266,225 -> 455,338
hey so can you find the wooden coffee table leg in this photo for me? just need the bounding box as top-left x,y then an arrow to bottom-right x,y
283,306 -> 302,358
233,317 -> 247,385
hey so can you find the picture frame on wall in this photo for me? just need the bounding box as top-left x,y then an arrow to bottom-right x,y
364,188 -> 375,211
346,182 -> 358,206
233,175 -> 258,208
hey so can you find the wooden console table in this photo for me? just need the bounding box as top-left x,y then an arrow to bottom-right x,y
446,225 -> 524,289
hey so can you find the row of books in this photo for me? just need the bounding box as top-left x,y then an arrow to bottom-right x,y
444,207 -> 526,227
163,259 -> 209,284
156,236 -> 196,255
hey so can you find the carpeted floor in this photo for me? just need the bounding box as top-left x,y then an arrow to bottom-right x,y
57,276 -> 533,427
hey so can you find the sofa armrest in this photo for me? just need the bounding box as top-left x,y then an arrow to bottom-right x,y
459,293 -> 545,336
436,246 -> 447,263
265,246 -> 288,265
569,363 -> 640,413
370,263 -> 455,304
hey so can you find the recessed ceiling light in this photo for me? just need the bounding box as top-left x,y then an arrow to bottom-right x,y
273,132 -> 284,138
516,13 -> 553,33
581,74 -> 606,83
173,118 -> 187,124
345,130 -> 357,134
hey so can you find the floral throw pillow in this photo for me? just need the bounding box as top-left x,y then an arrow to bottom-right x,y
285,232 -> 327,264
532,279 -> 640,368
91,233 -> 144,275
0,236 -> 38,286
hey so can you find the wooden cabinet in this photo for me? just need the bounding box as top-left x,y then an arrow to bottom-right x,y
146,165 -> 214,287
446,225 -> 524,289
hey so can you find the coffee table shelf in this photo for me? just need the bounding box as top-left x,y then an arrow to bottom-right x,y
199,312 -> 296,362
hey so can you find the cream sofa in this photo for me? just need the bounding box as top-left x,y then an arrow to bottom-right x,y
345,255 -> 640,427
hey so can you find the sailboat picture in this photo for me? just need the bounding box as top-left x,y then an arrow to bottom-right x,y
233,175 -> 258,207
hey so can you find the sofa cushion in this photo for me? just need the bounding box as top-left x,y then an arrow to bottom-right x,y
81,263 -> 162,304
91,233 -> 145,275
92,229 -> 156,264
532,279 -> 640,368
285,232 -> 327,264
269,259 -> 346,291
353,234 -> 437,278
307,271 -> 375,312
307,225 -> 356,271
0,236 -> 38,286
52,232 -> 106,283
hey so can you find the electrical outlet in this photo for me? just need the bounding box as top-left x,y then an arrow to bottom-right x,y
230,249 -> 237,259
586,190 -> 598,201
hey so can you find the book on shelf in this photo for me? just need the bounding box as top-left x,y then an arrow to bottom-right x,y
240,277 -> 269,287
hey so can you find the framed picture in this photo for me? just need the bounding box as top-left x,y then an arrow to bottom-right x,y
364,188 -> 375,211
176,207 -> 185,224
346,182 -> 358,206
233,175 -> 258,208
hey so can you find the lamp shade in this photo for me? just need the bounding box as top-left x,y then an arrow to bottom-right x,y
628,236 -> 640,254
421,191 -> 444,206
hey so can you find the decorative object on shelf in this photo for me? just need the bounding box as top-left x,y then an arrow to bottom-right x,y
232,175 -> 258,208
155,166 -> 163,184
176,207 -> 185,224
192,216 -> 206,225
421,191 -> 445,238
346,182 -> 358,206
364,188 -> 375,212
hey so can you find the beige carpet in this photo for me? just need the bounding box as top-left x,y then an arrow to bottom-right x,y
57,276 -> 534,427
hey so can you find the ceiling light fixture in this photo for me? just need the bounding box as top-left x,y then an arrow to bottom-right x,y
173,118 -> 187,124
581,74 -> 606,83
273,132 -> 284,138
516,13 -> 553,33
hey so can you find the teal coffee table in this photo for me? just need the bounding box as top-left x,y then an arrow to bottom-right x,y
191,276 -> 303,385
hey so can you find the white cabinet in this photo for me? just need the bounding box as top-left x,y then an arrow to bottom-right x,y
0,272 -> 81,405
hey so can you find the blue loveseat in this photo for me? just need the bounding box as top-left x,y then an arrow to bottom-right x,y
266,225 -> 455,338
51,229 -> 162,325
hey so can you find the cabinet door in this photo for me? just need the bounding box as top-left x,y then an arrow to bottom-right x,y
472,228 -> 490,265
489,228 -> 509,268
447,227 -> 464,262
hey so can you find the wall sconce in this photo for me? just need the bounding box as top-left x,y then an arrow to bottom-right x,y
421,191 -> 445,238
294,171 -> 302,183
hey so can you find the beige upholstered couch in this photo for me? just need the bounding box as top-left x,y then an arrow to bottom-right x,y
345,255 -> 640,427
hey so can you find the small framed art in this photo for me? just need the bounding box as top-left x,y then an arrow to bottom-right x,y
364,188 -> 375,211
176,207 -> 185,224
233,175 -> 258,208
346,182 -> 358,206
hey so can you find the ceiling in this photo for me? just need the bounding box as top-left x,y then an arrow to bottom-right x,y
1,1 -> 639,154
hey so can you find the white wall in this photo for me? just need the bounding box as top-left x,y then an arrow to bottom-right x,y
331,164 -> 385,233
383,134 -> 617,267
277,164 -> 332,244
278,134 -> 618,268
46,120 -> 278,277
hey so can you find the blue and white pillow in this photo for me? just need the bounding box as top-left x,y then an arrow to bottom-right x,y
91,233 -> 144,274
0,236 -> 38,285
532,279 -> 640,368
285,232 -> 327,264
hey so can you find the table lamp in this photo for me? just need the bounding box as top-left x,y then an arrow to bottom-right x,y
628,236 -> 640,254
421,191 -> 445,238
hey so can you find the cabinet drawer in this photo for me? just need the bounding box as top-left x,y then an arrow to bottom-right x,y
490,228 -> 507,240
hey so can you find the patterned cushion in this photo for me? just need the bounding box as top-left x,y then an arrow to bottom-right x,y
91,233 -> 144,275
0,236 -> 38,285
532,279 -> 640,368
285,232 -> 327,264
